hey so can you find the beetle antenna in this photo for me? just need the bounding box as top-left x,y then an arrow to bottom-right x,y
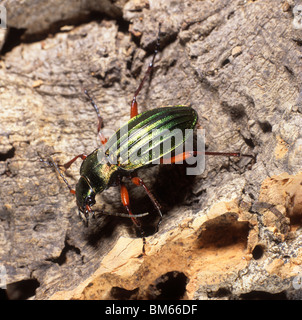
130,23 -> 162,118
84,89 -> 107,145
52,159 -> 76,194
94,211 -> 149,218
38,153 -> 75,194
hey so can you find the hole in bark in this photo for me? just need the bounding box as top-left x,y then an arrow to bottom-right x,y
243,137 -> 255,149
252,244 -> 265,260
0,147 -> 15,161
221,102 -> 246,121
284,192 -> 302,227
258,120 -> 272,133
116,16 -> 130,34
227,11 -> 235,19
110,287 -> 139,300
197,212 -> 249,249
207,287 -> 232,298
221,58 -> 230,67
284,65 -> 294,76
147,271 -> 188,300
292,38 -> 302,46
230,104 -> 246,120
240,290 -> 287,300
288,210 -> 302,226
6,279 -> 40,300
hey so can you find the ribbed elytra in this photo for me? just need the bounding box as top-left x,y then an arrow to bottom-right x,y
105,106 -> 198,170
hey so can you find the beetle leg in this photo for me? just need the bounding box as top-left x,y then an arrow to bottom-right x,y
78,209 -> 89,227
205,151 -> 254,159
84,90 -> 108,145
130,23 -> 161,119
62,153 -> 87,170
160,151 -> 254,164
120,183 -> 139,226
120,182 -> 146,254
160,151 -> 195,164
131,176 -> 162,231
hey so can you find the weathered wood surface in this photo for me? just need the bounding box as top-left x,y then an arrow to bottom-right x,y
0,0 -> 302,299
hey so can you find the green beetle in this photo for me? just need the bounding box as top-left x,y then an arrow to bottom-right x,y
42,25 -> 251,253
75,105 -> 198,225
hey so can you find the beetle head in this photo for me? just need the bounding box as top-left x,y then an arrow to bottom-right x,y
75,176 -> 96,224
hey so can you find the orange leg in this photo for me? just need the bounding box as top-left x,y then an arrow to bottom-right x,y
130,24 -> 161,118
160,151 -> 254,164
51,153 -> 89,193
120,182 -> 146,254
131,176 -> 162,231
120,183 -> 140,226
130,100 -> 138,119
160,151 -> 198,164
62,153 -> 87,169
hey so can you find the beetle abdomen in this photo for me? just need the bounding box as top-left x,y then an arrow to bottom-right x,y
105,106 -> 198,170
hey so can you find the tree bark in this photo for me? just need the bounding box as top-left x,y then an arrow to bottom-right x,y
0,0 -> 302,300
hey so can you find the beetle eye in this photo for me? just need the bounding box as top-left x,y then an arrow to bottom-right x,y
85,196 -> 95,207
